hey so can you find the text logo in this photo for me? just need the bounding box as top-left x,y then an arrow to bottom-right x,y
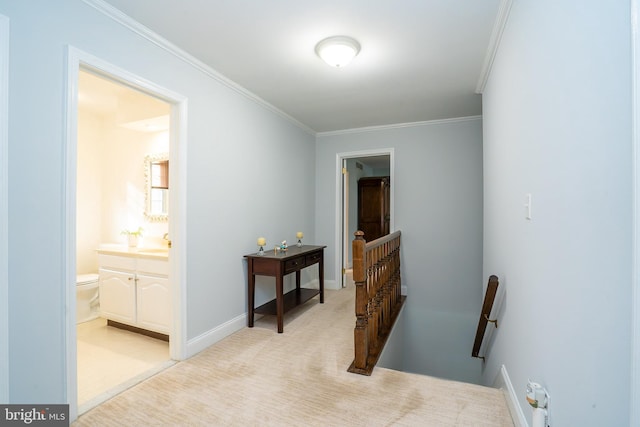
1,405 -> 68,426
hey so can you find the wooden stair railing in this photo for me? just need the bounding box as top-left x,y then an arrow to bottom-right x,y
348,230 -> 405,375
471,275 -> 500,360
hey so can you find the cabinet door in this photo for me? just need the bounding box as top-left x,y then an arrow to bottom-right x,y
99,268 -> 136,325
136,274 -> 170,334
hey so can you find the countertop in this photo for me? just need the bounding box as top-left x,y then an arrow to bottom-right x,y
96,243 -> 169,260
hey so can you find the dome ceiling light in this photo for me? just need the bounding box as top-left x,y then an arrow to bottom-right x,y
315,36 -> 361,68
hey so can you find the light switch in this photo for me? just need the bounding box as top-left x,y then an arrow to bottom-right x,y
525,193 -> 532,220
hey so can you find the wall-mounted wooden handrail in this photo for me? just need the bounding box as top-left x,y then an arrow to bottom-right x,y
472,275 -> 500,359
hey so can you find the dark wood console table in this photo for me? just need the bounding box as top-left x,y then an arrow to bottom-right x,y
244,245 -> 326,333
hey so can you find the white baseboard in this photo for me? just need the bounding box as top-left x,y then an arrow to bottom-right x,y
493,364 -> 528,427
185,279 -> 338,357
297,278 -> 339,290
324,279 -> 339,290
186,313 -> 246,358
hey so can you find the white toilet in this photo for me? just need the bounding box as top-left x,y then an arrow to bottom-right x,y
76,273 -> 100,324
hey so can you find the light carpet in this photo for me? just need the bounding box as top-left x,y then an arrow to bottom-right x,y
73,283 -> 513,426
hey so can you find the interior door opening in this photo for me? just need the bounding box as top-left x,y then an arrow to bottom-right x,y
76,69 -> 174,413
337,151 -> 393,288
66,46 -> 187,422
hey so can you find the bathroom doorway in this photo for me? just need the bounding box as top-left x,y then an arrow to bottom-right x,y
65,47 -> 188,420
76,69 -> 172,412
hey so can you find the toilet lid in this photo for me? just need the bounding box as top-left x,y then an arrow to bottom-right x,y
77,273 -> 99,285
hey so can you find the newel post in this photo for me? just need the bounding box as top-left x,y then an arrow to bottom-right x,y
352,230 -> 369,370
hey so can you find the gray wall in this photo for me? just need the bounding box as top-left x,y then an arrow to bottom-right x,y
481,1 -> 632,425
316,118 -> 484,383
2,0 -> 315,404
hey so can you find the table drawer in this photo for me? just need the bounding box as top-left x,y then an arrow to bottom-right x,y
284,256 -> 305,274
252,257 -> 278,276
305,251 -> 322,266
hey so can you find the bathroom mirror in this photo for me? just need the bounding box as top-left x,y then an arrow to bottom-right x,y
144,153 -> 169,222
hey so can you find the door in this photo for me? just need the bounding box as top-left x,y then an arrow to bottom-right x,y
357,176 -> 390,241
98,268 -> 136,324
137,273 -> 171,334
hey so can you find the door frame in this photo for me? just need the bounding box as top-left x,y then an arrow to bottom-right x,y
64,46 -> 188,420
631,1 -> 640,424
335,148 -> 394,287
0,13 -> 9,404
342,158 -> 349,287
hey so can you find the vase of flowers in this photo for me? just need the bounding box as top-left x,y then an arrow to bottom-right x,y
121,227 -> 144,248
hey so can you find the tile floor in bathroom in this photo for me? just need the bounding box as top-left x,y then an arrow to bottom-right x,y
77,317 -> 172,414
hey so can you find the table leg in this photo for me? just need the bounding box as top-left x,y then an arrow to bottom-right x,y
295,270 -> 301,303
319,252 -> 324,304
248,260 -> 255,327
276,272 -> 284,333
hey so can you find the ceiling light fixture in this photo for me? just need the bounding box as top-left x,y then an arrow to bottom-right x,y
315,36 -> 361,68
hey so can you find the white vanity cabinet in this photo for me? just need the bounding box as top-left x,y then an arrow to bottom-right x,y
98,253 -> 170,335
99,267 -> 136,325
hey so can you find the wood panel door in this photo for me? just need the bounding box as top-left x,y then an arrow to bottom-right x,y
357,176 -> 390,242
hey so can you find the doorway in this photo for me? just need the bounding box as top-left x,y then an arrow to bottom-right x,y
76,69 -> 173,412
65,46 -> 187,421
336,150 -> 394,287
0,13 -> 8,405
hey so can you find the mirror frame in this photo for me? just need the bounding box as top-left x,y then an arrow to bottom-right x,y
144,152 -> 169,222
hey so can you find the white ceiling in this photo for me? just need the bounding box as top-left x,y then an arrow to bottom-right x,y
79,70 -> 171,132
100,0 -> 501,133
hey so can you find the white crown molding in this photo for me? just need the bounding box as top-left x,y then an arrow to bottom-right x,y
316,115 -> 482,138
475,0 -> 514,94
81,0 -> 316,136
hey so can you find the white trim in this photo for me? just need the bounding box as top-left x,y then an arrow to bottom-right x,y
0,13 -> 9,404
81,0 -> 315,136
186,276 -> 336,357
169,98 -> 189,362
317,116 -> 482,138
631,1 -> 640,425
323,279 -> 339,291
334,149 -> 395,286
64,46 -> 188,421
342,158 -> 349,287
475,0 -> 513,94
493,364 -> 528,427
186,314 -> 246,358
63,47 -> 79,422
78,360 -> 176,415
186,275 -> 336,356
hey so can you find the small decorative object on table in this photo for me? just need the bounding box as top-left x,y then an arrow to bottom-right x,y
296,231 -> 303,247
257,237 -> 266,256
280,240 -> 288,252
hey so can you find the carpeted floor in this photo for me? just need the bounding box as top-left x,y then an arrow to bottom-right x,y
73,282 -> 513,426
